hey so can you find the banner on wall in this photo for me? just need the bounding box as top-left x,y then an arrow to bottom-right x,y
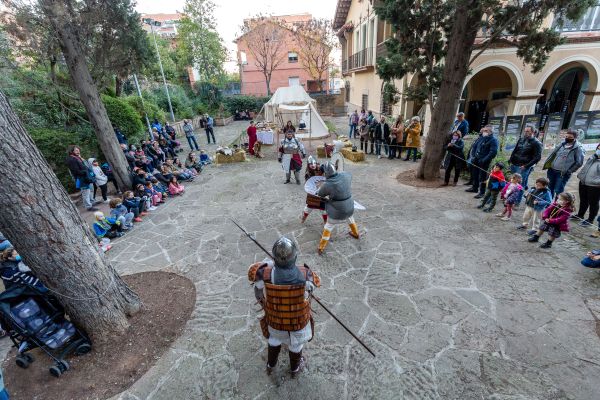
542,113 -> 565,150
503,115 -> 523,151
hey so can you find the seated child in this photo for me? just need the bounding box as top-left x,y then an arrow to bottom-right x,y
168,176 -> 185,196
0,248 -> 47,292
581,250 -> 600,268
497,173 -> 523,221
93,211 -> 123,239
122,191 -> 147,222
151,178 -> 168,197
517,177 -> 552,234
144,181 -> 164,206
528,192 -> 574,248
476,162 -> 505,212
109,198 -> 134,230
199,150 -> 212,166
135,183 -> 155,211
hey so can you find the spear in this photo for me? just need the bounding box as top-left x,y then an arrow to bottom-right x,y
231,218 -> 376,358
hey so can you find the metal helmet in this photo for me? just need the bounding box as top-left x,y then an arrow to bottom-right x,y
307,155 -> 317,168
323,161 -> 336,178
272,236 -> 298,269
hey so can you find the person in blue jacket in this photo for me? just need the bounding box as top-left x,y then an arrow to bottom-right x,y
451,112 -> 469,138
92,212 -> 123,239
466,125 -> 499,198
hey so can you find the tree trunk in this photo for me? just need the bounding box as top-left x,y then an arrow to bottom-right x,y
0,91 -> 140,340
266,76 -> 271,96
417,1 -> 483,180
115,76 -> 123,97
41,0 -> 132,190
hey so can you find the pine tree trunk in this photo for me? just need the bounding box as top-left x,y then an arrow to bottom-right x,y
0,91 -> 141,340
417,1 -> 482,180
115,76 -> 123,97
41,0 -> 132,190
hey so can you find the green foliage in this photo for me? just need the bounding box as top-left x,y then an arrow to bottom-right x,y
142,36 -> 179,82
29,128 -> 100,192
222,95 -> 269,115
101,95 -> 144,143
145,85 -> 194,120
195,81 -> 223,109
123,96 -> 166,127
325,120 -> 337,134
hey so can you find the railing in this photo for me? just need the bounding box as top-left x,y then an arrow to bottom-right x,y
343,47 -> 374,73
376,42 -> 388,58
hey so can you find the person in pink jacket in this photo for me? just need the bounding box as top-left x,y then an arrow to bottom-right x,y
168,176 -> 185,196
528,192 -> 575,248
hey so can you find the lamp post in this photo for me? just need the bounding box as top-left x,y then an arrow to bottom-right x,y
144,18 -> 176,122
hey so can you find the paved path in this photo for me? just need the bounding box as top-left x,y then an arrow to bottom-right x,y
109,118 -> 600,400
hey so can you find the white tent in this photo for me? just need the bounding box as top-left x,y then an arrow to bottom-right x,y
260,86 -> 329,140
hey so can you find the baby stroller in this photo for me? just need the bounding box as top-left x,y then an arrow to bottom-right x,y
0,286 -> 92,377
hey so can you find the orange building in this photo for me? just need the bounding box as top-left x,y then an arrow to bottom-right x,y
235,14 -> 330,96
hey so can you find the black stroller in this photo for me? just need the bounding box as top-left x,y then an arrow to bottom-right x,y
0,286 -> 92,377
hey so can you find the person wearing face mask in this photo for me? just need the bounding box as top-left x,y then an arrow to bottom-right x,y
441,131 -> 465,186
467,125 -> 498,198
543,128 -> 585,198
509,125 -> 543,191
0,248 -> 47,292
574,143 -> 600,226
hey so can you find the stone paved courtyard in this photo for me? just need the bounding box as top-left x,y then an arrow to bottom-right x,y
107,119 -> 600,400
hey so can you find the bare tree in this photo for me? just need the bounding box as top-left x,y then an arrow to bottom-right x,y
292,18 -> 335,93
239,16 -> 288,95
0,90 -> 140,340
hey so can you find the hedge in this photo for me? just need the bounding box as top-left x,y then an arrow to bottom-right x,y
223,95 -> 269,115
101,95 -> 145,144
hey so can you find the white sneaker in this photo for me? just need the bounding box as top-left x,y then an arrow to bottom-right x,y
501,217 -> 511,221
377,155 -> 382,159
148,206 -> 158,211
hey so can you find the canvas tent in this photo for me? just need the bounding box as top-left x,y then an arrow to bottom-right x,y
259,86 -> 329,140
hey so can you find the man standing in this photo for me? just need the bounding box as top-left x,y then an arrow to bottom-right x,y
543,128 -> 585,197
374,116 -> 390,159
509,125 -> 543,190
205,114 -> 216,144
247,120 -> 258,156
366,111 -> 376,154
317,162 -> 360,254
247,237 -> 320,377
183,120 -> 199,151
465,125 -> 498,198
349,110 -> 359,138
66,145 -> 97,211
278,131 -> 306,184
451,112 -> 470,138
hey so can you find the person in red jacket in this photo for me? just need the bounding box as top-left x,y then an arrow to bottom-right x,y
476,162 -> 506,212
528,192 -> 575,248
247,121 -> 257,156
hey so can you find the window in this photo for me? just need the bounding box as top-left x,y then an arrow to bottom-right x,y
289,77 -> 300,86
239,51 -> 247,65
362,94 -> 369,110
288,51 -> 298,63
554,5 -> 600,32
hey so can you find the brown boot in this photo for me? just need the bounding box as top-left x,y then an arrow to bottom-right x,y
349,222 -> 359,239
289,350 -> 306,378
266,345 -> 281,375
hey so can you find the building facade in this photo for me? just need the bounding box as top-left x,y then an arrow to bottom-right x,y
334,0 -> 600,133
235,14 -> 330,96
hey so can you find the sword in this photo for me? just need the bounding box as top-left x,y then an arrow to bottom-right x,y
230,218 -> 376,358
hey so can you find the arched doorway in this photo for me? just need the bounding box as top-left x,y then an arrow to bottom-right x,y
404,74 -> 427,120
463,66 -> 516,132
537,63 -> 590,128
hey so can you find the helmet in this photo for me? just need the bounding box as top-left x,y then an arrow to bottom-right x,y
307,155 -> 317,168
272,236 -> 298,269
323,161 -> 336,178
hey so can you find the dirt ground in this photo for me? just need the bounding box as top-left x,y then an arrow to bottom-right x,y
3,271 -> 195,400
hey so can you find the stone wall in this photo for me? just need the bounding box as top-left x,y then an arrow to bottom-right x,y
313,89 -> 347,116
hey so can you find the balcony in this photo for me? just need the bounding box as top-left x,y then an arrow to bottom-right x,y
342,47 -> 374,74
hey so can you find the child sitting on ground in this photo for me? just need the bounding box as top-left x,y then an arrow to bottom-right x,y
168,176 -> 185,196
497,173 -> 523,221
151,178 -> 168,197
135,184 -> 156,211
528,192 -> 575,248
144,181 -> 164,206
122,191 -> 146,222
517,177 -> 552,234
92,211 -> 124,239
109,198 -> 134,230
477,162 -> 505,212
199,150 -> 212,166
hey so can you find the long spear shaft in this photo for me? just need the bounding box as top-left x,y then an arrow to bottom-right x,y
231,218 -> 376,358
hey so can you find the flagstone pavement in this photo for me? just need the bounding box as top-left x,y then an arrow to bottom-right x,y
108,118 -> 600,400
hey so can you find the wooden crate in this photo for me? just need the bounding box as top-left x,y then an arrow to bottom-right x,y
341,147 -> 365,162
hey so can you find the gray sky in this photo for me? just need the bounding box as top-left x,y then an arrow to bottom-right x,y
136,0 -> 338,71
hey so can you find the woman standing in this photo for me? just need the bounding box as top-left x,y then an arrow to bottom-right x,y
575,143 -> 600,225
403,116 -> 421,162
442,132 -> 465,186
391,115 -> 405,159
283,121 -> 296,134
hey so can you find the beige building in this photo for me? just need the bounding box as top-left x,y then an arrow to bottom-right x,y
333,0 -> 600,132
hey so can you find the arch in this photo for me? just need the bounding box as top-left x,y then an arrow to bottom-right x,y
464,60 -> 524,96
535,55 -> 600,93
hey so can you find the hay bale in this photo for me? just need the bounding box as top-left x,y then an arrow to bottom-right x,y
341,147 -> 365,162
233,150 -> 246,162
317,145 -> 326,158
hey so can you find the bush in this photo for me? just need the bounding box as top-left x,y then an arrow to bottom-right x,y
29,128 -> 100,192
102,95 -> 145,143
223,95 -> 269,115
123,96 -> 167,129
146,84 -> 194,121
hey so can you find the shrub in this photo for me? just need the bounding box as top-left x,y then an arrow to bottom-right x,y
146,84 -> 194,121
123,96 -> 167,128
101,95 -> 144,143
223,95 -> 269,115
29,128 -> 100,192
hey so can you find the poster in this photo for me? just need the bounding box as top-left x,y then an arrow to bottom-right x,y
487,116 -> 504,137
503,115 -> 523,152
543,113 -> 565,150
569,111 -> 592,137
585,111 -> 600,140
521,114 -> 541,135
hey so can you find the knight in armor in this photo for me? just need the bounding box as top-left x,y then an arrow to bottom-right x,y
248,237 -> 320,377
278,131 -> 306,184
302,156 -> 327,224
317,162 -> 360,254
